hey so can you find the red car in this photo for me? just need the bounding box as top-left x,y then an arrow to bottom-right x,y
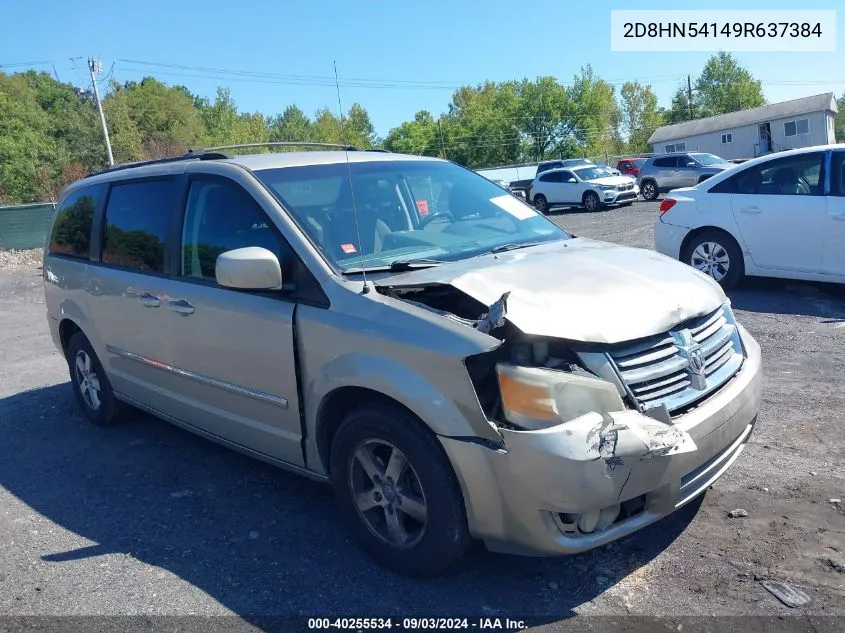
616,157 -> 648,178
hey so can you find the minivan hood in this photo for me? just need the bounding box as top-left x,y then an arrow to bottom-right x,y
382,239 -> 726,344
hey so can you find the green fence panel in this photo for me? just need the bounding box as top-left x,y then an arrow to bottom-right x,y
0,203 -> 56,250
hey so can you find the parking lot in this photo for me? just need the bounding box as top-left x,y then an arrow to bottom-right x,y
1,200 -> 843,627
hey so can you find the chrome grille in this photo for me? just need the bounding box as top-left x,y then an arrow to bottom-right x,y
618,183 -> 634,191
605,305 -> 744,415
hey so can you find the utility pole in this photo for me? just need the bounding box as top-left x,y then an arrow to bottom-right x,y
437,119 -> 447,159
687,75 -> 694,121
88,57 -> 114,166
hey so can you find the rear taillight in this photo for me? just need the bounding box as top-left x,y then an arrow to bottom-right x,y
659,198 -> 677,214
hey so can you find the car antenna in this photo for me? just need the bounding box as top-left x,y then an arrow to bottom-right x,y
334,60 -> 370,294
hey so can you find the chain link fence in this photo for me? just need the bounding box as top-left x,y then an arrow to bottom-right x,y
0,203 -> 55,251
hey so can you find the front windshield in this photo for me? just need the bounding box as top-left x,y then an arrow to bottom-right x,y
254,160 -> 570,271
573,166 -> 612,181
694,153 -> 728,166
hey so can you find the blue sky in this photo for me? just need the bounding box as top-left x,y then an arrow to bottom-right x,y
2,0 -> 843,136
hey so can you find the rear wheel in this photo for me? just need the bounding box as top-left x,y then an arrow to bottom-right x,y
641,180 -> 658,201
330,404 -> 470,577
583,191 -> 600,212
681,230 -> 744,289
66,332 -> 126,426
533,194 -> 548,214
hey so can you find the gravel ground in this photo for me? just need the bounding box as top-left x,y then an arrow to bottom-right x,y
0,202 -> 843,631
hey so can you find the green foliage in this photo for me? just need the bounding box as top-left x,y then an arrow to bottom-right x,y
0,57 -> 770,203
666,53 -> 765,125
620,82 -> 664,153
695,52 -> 764,116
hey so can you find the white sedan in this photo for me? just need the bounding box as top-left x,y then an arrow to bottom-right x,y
529,166 -> 639,213
654,144 -> 845,289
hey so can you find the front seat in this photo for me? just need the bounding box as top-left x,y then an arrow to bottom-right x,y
772,167 -> 800,195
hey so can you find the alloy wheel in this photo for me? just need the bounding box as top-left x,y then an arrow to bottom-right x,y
74,350 -> 102,410
691,241 -> 730,282
348,439 -> 428,550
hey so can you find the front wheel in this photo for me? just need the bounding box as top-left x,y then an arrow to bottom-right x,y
641,180 -> 658,201
681,230 -> 744,289
533,194 -> 548,214
329,404 -> 470,577
583,191 -> 600,212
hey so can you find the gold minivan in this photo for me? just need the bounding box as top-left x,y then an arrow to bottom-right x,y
44,146 -> 762,576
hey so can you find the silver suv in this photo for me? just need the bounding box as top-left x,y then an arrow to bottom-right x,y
638,152 -> 730,200
43,146 -> 761,576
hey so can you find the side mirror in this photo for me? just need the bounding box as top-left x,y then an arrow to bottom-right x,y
686,162 -> 697,167
215,247 -> 282,290
567,178 -> 578,183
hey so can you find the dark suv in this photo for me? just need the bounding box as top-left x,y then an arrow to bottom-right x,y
637,153 -> 730,200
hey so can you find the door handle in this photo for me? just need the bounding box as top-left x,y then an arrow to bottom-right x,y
167,299 -> 195,315
740,206 -> 762,214
137,293 -> 160,308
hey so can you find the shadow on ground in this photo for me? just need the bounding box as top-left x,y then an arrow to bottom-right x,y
729,277 -> 845,321
0,382 -> 705,625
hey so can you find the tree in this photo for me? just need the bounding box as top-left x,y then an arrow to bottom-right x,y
695,52 -> 764,117
516,77 -> 572,161
383,111 -> 441,156
666,85 -> 693,124
105,77 -> 206,157
566,65 -> 622,158
269,105 -> 314,143
620,82 -> 664,153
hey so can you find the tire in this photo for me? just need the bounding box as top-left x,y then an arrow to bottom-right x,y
533,194 -> 548,214
641,180 -> 659,201
66,331 -> 126,426
329,404 -> 471,577
582,191 -> 600,212
681,230 -> 744,290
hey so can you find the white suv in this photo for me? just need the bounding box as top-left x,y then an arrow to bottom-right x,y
529,165 -> 639,213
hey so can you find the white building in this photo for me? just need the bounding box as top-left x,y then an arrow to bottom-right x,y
648,93 -> 838,160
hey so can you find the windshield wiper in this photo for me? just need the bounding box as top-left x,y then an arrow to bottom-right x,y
488,241 -> 548,254
342,259 -> 443,275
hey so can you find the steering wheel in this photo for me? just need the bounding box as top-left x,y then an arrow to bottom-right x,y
418,210 -> 454,228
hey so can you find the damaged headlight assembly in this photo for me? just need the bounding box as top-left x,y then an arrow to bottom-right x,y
496,364 -> 625,431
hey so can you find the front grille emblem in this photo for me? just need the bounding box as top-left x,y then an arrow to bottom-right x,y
672,329 -> 707,390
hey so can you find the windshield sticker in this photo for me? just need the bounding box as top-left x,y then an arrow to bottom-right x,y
490,194 -> 535,220
416,199 -> 429,215
340,243 -> 358,254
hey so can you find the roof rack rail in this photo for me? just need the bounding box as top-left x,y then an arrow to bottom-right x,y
190,142 -> 361,153
85,151 -> 230,178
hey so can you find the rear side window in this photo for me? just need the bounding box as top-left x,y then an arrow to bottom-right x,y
49,186 -> 101,259
539,172 -> 561,183
652,157 -> 677,168
101,180 -> 175,273
181,179 -> 283,280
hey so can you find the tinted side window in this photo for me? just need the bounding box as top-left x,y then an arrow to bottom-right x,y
733,153 -> 824,196
102,180 -> 175,273
619,161 -> 631,170
559,170 -> 575,182
652,157 -> 676,168
49,186 -> 101,258
181,179 -> 282,280
831,152 -> 845,197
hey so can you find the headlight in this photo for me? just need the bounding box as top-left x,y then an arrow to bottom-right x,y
599,185 -> 616,191
496,364 -> 625,430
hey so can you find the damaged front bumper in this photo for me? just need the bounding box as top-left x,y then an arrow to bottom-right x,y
439,326 -> 762,556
